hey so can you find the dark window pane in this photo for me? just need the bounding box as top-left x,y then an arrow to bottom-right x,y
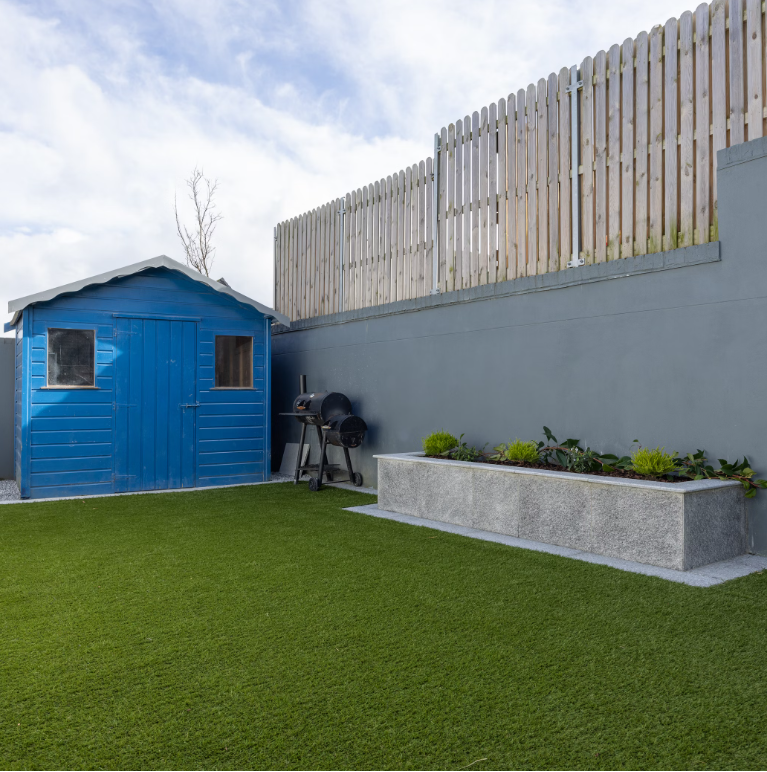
215,336 -> 253,388
48,328 -> 95,386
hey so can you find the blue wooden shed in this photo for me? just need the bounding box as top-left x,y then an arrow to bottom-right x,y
5,255 -> 289,499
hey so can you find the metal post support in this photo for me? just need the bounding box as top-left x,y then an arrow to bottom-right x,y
431,132 -> 441,295
565,65 -> 585,269
337,199 -> 346,312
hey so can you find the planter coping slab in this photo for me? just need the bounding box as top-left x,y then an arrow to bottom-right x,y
373,452 -> 741,494
344,503 -> 767,587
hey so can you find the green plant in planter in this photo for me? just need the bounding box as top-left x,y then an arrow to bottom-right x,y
492,439 -> 540,463
675,450 -> 767,498
441,434 -> 486,462
631,446 -> 678,477
538,427 -> 633,474
422,430 -> 458,456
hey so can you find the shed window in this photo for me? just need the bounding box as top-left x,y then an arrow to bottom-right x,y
215,336 -> 253,388
48,328 -> 95,387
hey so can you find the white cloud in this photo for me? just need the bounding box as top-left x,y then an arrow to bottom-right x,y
2,0 -> 704,333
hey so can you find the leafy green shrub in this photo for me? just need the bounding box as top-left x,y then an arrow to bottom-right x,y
678,451 -> 767,498
492,439 -> 540,463
631,446 -> 677,477
444,434 -> 485,462
422,430 -> 458,456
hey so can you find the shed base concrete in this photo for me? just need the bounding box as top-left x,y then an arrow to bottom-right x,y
345,503 -> 767,587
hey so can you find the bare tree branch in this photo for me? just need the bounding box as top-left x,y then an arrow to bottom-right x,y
174,167 -> 222,277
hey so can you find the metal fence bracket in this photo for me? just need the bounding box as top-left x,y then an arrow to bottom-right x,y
565,65 -> 584,269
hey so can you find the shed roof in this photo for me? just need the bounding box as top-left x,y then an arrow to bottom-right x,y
5,255 -> 290,328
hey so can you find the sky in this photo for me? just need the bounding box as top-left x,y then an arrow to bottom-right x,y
1,0 -> 699,334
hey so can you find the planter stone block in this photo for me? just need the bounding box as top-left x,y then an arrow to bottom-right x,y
684,488 -> 747,570
518,475 -> 592,552
376,452 -> 747,572
590,483 -> 685,569
471,467 -> 520,535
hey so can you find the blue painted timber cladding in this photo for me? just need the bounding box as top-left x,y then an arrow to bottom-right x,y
14,268 -> 270,499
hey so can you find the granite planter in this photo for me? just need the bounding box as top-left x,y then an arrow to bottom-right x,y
375,452 -> 747,571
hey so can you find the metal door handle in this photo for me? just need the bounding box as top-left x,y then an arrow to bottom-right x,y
180,403 -> 200,408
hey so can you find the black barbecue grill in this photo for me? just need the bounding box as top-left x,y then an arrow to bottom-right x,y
280,376 -> 367,491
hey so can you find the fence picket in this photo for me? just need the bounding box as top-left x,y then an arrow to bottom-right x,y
488,102 -> 498,285
696,3 -> 711,243
747,0 -> 763,139
649,27 -> 663,254
665,17 -> 679,251
635,31 -> 649,255
390,175 -> 398,301
447,124 -> 456,291
317,206 -> 324,316
712,0 -> 727,227
327,202 -> 333,313
730,0 -> 745,145
404,167 -> 412,299
369,184 -> 377,305
399,170 -> 407,299
516,89 -> 527,278
348,190 -> 359,310
557,70 -> 570,270
594,51 -> 608,263
547,74 -> 559,272
364,187 -> 371,307
355,193 -> 361,309
410,166 -> 418,298
455,120 -> 464,289
680,12 -> 695,247
418,164 -> 426,297
463,114 -> 472,285
580,58 -> 594,264
527,83 -> 538,274
608,45 -> 621,261
425,157 -> 433,294
328,202 -> 336,313
384,177 -> 392,305
315,208 -> 321,316
378,182 -> 386,304
294,216 -> 300,319
295,213 -> 302,318
307,210 -> 314,316
507,93 -> 518,278
438,130 -> 447,292
471,111 -> 480,286
498,98 -> 508,282
325,203 -> 332,314
415,164 -> 423,297
315,207 -> 322,316
479,107 -> 489,284
342,196 -> 350,312
536,79 -> 548,273
620,41 -> 634,258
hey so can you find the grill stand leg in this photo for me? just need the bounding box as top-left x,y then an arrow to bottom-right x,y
314,431 -> 329,491
343,447 -> 354,481
293,423 -> 307,485
315,425 -> 330,480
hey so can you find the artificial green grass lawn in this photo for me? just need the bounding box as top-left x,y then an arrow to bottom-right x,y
2,485 -> 767,771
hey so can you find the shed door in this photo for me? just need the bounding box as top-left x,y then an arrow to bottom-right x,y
114,318 -> 197,492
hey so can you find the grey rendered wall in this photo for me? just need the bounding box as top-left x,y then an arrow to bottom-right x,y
272,135 -> 767,555
0,338 -> 14,479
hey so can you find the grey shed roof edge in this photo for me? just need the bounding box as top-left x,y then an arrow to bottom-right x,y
6,255 -> 290,327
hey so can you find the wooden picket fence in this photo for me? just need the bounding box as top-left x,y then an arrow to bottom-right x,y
275,0 -> 767,321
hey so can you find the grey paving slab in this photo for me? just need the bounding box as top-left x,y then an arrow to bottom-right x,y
344,503 -> 765,587
0,480 -> 20,502
0,478 -> 290,505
